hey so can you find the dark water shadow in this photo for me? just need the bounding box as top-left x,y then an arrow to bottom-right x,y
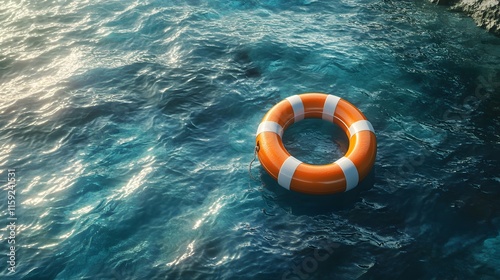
259,168 -> 375,216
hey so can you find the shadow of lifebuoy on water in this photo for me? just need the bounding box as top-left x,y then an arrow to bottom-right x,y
257,167 -> 376,216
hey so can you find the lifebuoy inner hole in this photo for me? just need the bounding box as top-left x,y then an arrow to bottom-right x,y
282,119 -> 349,165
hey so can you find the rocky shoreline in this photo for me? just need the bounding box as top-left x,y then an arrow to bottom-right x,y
430,0 -> 500,36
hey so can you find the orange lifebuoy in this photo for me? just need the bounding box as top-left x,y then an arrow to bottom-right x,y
255,93 -> 376,195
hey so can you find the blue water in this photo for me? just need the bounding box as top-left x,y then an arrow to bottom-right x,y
1,0 -> 499,279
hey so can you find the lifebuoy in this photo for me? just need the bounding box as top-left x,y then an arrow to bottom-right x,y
255,93 -> 376,195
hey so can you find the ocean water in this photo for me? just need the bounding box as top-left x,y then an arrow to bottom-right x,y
1,0 -> 499,279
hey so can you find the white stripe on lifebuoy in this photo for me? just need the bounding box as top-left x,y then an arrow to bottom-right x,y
278,156 -> 302,190
256,121 -> 284,137
286,95 -> 305,123
322,95 -> 341,121
335,157 -> 359,191
348,120 -> 374,138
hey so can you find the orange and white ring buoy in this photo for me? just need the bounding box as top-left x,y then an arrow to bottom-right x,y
255,93 -> 376,195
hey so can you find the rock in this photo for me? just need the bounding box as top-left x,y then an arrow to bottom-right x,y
429,0 -> 500,36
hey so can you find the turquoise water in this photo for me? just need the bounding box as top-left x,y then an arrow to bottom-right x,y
1,0 -> 499,279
